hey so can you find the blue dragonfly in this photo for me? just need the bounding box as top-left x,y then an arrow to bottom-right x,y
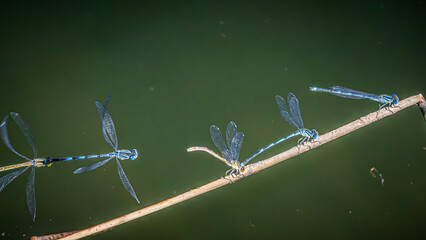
72,95 -> 140,203
0,97 -> 139,221
187,121 -> 246,176
309,86 -> 399,109
239,93 -> 318,167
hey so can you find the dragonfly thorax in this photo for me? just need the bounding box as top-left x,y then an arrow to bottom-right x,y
32,159 -> 46,167
116,149 -> 138,160
379,94 -> 393,104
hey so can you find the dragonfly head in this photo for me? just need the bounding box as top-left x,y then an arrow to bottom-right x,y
130,149 -> 138,160
226,161 -> 245,176
232,161 -> 245,174
311,129 -> 319,140
391,94 -> 399,105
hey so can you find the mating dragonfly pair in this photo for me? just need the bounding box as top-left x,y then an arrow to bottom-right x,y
0,96 -> 139,221
188,86 -> 398,177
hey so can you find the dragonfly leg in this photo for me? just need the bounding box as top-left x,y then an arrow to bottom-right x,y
298,136 -> 308,145
392,104 -> 402,110
223,169 -> 236,183
307,138 -> 318,149
375,110 -> 380,119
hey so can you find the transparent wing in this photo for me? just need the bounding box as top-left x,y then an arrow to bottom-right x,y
0,166 -> 30,192
288,93 -> 304,129
210,125 -> 228,154
230,132 -> 244,161
226,121 -> 237,149
275,95 -> 289,112
26,166 -> 36,221
73,157 -> 114,174
95,101 -> 118,150
10,112 -> 37,159
280,110 -> 300,130
116,159 -> 140,203
222,149 -> 232,162
330,86 -> 378,100
0,115 -> 31,161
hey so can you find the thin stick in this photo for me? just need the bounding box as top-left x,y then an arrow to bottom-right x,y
33,94 -> 425,240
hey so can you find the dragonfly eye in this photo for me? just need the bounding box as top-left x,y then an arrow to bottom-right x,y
44,157 -> 52,164
312,129 -> 319,139
240,166 -> 245,172
130,149 -> 138,160
392,94 -> 399,105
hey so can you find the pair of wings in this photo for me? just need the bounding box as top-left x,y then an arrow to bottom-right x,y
75,95 -> 119,175
210,121 -> 244,162
0,113 -> 38,221
74,96 -> 140,204
276,93 -> 304,130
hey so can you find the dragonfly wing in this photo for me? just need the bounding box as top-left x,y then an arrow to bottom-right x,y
275,95 -> 289,112
73,156 -> 114,174
222,149 -> 232,162
226,121 -> 237,148
330,86 -> 377,100
280,110 -> 300,129
10,112 -> 38,159
26,166 -> 36,221
210,125 -> 227,154
95,101 -> 118,150
288,93 -> 304,129
230,132 -> 244,161
0,115 -> 31,160
116,159 -> 140,203
0,166 -> 30,192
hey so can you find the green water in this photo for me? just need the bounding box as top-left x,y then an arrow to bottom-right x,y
0,1 -> 425,239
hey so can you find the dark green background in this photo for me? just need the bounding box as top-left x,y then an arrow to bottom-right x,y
0,1 -> 425,239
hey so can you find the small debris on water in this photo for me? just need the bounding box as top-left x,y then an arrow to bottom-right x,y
349,211 -> 352,214
149,86 -> 155,92
370,167 -> 384,187
250,221 -> 255,227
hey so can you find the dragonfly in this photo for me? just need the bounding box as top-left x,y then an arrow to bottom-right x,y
239,93 -> 318,167
187,121 -> 245,176
73,95 -> 140,204
0,97 -> 139,221
309,86 -> 399,109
